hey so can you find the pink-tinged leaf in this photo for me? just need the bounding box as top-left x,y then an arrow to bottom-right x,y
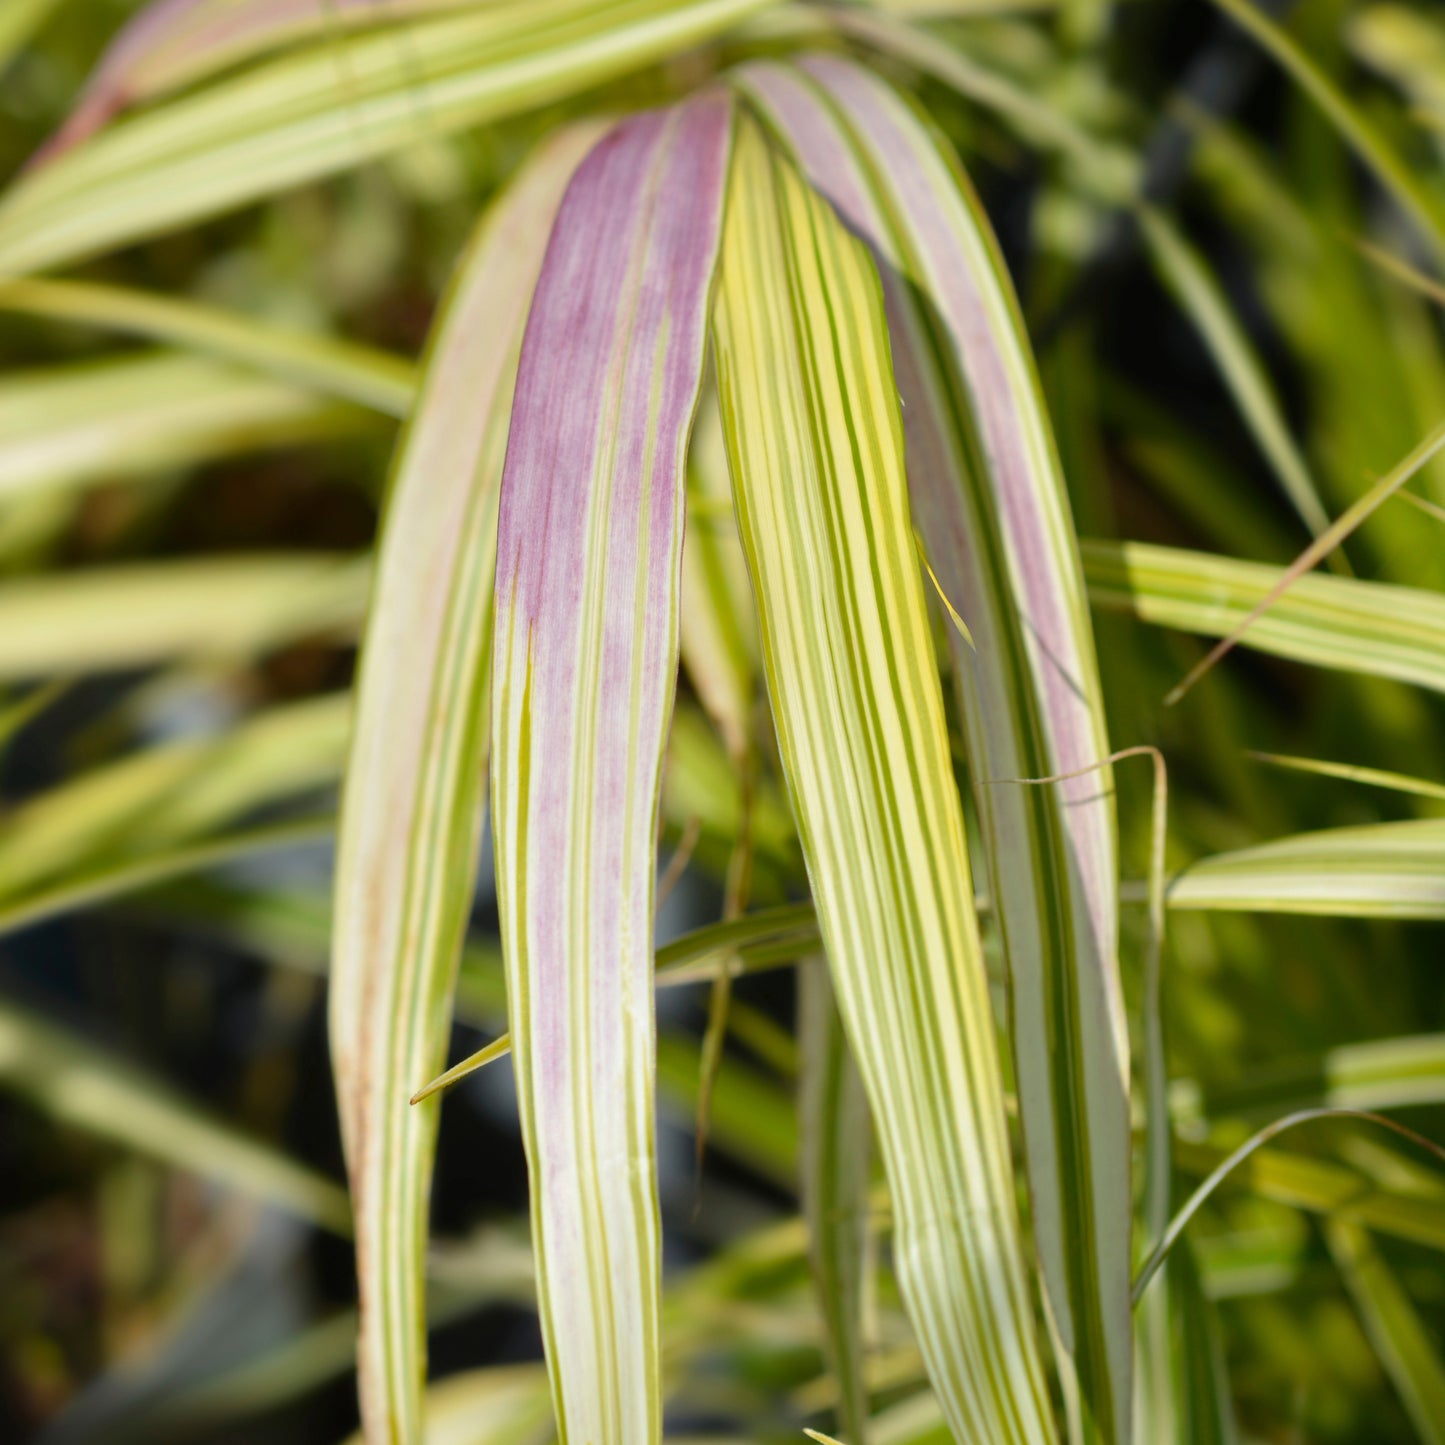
736,59 -> 1131,1444
32,0 -> 473,165
490,93 -> 733,1444
329,122 -> 602,1445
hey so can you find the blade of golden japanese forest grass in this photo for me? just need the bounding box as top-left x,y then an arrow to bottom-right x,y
1246,752 -> 1445,804
491,95 -> 731,1445
0,816 -> 332,939
737,58 -> 1130,1442
1165,417 -> 1445,705
1205,0 -> 1445,268
0,0 -> 768,275
0,353 -> 372,502
799,960 -> 871,1444
0,279 -> 415,416
1326,1221 -> 1445,1445
1082,539 -> 1445,696
0,991 -> 351,1232
328,122 -> 601,1445
33,0 -> 486,164
0,691 -> 347,907
1137,207 -> 1333,546
713,114 -> 1056,1444
1162,819 -> 1445,919
0,554 -> 367,679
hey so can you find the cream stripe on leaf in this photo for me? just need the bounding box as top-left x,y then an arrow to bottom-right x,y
490,94 -> 733,1445
734,58 -> 1130,1444
712,115 -> 1057,1445
329,124 -> 602,1445
0,0 -> 768,274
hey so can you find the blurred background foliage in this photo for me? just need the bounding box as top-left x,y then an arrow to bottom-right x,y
1,0 -> 1444,1441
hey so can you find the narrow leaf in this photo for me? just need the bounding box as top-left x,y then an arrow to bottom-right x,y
738,57 -> 1130,1441
799,960 -> 872,1445
1327,1220 -> 1445,1445
0,0 -> 767,275
490,95 -> 732,1444
0,553 -> 367,679
329,123 -> 601,1445
1083,539 -> 1445,696
713,114 -> 1056,1443
0,352 -> 372,502
1164,818 -> 1445,919
0,277 -> 415,416
0,991 -> 351,1233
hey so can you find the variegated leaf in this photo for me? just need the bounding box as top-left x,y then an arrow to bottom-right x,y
735,57 -> 1130,1443
712,114 -> 1056,1444
0,0 -> 768,274
490,94 -> 733,1445
330,123 -> 602,1445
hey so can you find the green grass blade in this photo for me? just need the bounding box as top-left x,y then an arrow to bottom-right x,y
0,278 -> 415,415
0,691 -> 347,905
1134,1240 -> 1239,1445
1205,0 -> 1445,267
1326,1220 -> 1445,1445
799,959 -> 872,1445
0,991 -> 351,1233
0,553 -> 367,679
328,123 -> 600,1445
1246,751 -> 1445,804
713,114 -> 1056,1444
0,816 -> 332,939
1138,207 -> 1333,546
0,352 -> 373,502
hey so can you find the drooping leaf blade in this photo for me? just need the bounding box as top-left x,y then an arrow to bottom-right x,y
736,58 -> 1130,1442
490,94 -> 732,1445
328,123 -> 602,1445
712,114 -> 1056,1444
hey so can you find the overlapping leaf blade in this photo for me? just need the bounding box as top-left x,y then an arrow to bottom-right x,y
1165,818 -> 1445,918
0,0 -> 769,274
1083,539 -> 1445,696
329,123 -> 601,1445
490,94 -> 732,1445
712,113 -> 1056,1445
735,58 -> 1130,1442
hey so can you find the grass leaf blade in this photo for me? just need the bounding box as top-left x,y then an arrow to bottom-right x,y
491,95 -> 732,1445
